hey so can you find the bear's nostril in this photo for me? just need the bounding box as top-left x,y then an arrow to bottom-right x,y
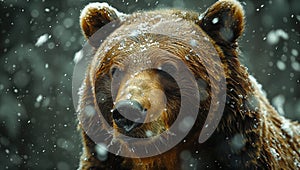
112,109 -> 124,122
112,100 -> 146,132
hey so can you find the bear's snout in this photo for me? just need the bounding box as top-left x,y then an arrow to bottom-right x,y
112,100 -> 147,132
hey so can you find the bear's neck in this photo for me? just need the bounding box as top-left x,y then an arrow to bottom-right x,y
218,56 -> 262,135
205,55 -> 264,166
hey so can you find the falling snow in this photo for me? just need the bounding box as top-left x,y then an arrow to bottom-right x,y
272,95 -> 286,115
73,50 -> 83,64
35,34 -> 51,47
95,143 -> 108,161
0,0 -> 299,169
212,17 -> 219,24
266,29 -> 289,45
36,94 -> 43,102
276,60 -> 286,70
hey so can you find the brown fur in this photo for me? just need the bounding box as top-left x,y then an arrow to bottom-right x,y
77,0 -> 300,169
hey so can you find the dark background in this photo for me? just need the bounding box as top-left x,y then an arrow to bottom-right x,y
0,0 -> 299,169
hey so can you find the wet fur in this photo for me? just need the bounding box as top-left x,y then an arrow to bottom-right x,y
78,0 -> 300,169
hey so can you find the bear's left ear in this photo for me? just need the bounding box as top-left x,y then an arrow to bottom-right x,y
198,0 -> 245,45
80,2 -> 126,39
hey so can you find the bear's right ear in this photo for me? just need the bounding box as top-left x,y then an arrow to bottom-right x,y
198,0 -> 245,45
80,2 -> 126,39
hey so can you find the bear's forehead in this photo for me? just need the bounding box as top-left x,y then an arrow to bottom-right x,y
114,11 -> 206,43
93,10 -> 214,54
90,10 -> 220,73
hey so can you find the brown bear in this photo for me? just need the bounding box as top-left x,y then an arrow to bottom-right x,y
75,0 -> 300,169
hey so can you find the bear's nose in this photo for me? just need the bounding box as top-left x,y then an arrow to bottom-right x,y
112,100 -> 146,132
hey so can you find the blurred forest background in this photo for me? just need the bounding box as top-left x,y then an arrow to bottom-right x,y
0,0 -> 299,169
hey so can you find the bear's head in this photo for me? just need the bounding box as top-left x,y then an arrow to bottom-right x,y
77,0 -> 252,157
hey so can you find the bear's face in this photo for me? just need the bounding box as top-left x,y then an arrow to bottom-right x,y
93,30 -> 201,138
79,0 -> 245,143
